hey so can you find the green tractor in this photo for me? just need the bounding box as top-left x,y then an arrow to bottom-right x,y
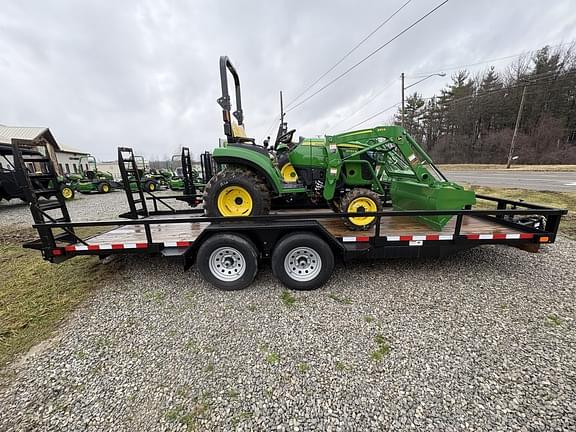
203,56 -> 475,231
76,155 -> 120,194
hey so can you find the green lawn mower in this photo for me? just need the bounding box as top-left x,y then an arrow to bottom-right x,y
76,155 -> 121,194
203,56 -> 475,231
120,156 -> 160,193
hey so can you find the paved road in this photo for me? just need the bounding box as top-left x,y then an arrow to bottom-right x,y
444,170 -> 576,192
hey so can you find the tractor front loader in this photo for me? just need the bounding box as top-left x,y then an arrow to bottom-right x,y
203,56 -> 475,231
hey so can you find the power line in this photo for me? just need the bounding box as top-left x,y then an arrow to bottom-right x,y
285,0 -> 451,114
412,41 -> 574,77
342,103 -> 400,131
285,0 -> 412,110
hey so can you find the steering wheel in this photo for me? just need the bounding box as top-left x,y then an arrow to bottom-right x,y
277,129 -> 296,144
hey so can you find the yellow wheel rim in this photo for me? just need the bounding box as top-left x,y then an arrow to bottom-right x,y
217,186 -> 253,216
102,184 -> 110,193
149,183 -> 156,191
280,163 -> 298,183
347,196 -> 377,226
61,187 -> 73,199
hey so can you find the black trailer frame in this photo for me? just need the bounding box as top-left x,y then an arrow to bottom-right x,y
12,140 -> 568,289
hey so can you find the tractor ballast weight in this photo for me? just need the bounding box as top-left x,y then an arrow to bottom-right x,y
205,56 -> 475,231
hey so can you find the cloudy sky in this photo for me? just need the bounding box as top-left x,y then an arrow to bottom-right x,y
1,0 -> 575,160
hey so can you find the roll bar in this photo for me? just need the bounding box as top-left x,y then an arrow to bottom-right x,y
217,56 -> 245,141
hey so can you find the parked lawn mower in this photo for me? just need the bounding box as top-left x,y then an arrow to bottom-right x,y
168,155 -> 203,191
125,156 -> 160,193
76,155 -> 121,194
203,56 -> 475,231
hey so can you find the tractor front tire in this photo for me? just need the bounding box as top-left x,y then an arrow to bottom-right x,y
341,188 -> 382,231
60,185 -> 75,200
144,180 -> 158,192
203,168 -> 271,217
98,182 -> 111,194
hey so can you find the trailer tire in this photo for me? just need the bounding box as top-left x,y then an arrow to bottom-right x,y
272,232 -> 334,291
196,234 -> 259,291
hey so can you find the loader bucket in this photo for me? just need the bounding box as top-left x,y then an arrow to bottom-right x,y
390,180 -> 476,231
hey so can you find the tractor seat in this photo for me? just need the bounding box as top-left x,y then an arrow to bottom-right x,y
85,170 -> 96,179
228,143 -> 271,157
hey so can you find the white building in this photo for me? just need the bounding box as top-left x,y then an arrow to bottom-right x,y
0,124 -> 89,175
56,147 -> 91,175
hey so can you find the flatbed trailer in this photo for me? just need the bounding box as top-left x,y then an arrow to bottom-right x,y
12,141 -> 568,291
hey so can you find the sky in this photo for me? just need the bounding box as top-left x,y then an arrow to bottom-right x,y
1,0 -> 575,161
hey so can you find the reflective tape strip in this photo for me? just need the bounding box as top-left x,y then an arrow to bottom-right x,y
383,233 -> 532,242
341,237 -> 370,243
62,243 -> 150,252
163,241 -> 193,247
466,233 -> 533,240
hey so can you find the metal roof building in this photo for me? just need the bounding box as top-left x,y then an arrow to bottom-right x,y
0,124 -> 60,149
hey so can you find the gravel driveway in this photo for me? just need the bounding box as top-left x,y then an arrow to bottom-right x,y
1,193 -> 575,431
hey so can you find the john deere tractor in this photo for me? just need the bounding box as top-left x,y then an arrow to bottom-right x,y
203,56 -> 475,231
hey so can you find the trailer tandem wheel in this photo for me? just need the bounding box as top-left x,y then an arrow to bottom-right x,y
272,232 -> 335,291
196,233 -> 259,291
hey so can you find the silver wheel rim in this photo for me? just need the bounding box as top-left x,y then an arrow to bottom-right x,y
209,247 -> 246,282
284,247 -> 322,282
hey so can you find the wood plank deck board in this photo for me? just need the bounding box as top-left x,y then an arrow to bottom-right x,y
78,214 -> 522,246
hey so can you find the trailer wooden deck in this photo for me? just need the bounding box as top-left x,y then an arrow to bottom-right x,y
76,210 -> 524,247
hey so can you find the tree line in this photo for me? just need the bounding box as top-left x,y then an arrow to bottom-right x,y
395,44 -> 576,164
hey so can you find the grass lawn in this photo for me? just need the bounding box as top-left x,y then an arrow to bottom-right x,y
439,164 -> 576,172
0,229 -> 118,369
471,185 -> 575,239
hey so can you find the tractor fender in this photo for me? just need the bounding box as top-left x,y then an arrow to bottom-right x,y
213,155 -> 282,194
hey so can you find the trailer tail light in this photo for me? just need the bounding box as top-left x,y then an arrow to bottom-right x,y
539,236 -> 550,243
52,248 -> 63,256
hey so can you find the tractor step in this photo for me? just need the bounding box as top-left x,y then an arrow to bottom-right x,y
161,247 -> 190,257
281,182 -> 306,189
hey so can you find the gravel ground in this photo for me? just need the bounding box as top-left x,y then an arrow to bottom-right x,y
0,190 -> 189,233
1,193 -> 575,431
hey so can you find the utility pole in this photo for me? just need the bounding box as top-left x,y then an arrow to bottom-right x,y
506,85 -> 527,168
401,72 -> 405,129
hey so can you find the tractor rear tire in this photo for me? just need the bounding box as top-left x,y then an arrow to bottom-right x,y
341,188 -> 382,231
203,168 -> 271,217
